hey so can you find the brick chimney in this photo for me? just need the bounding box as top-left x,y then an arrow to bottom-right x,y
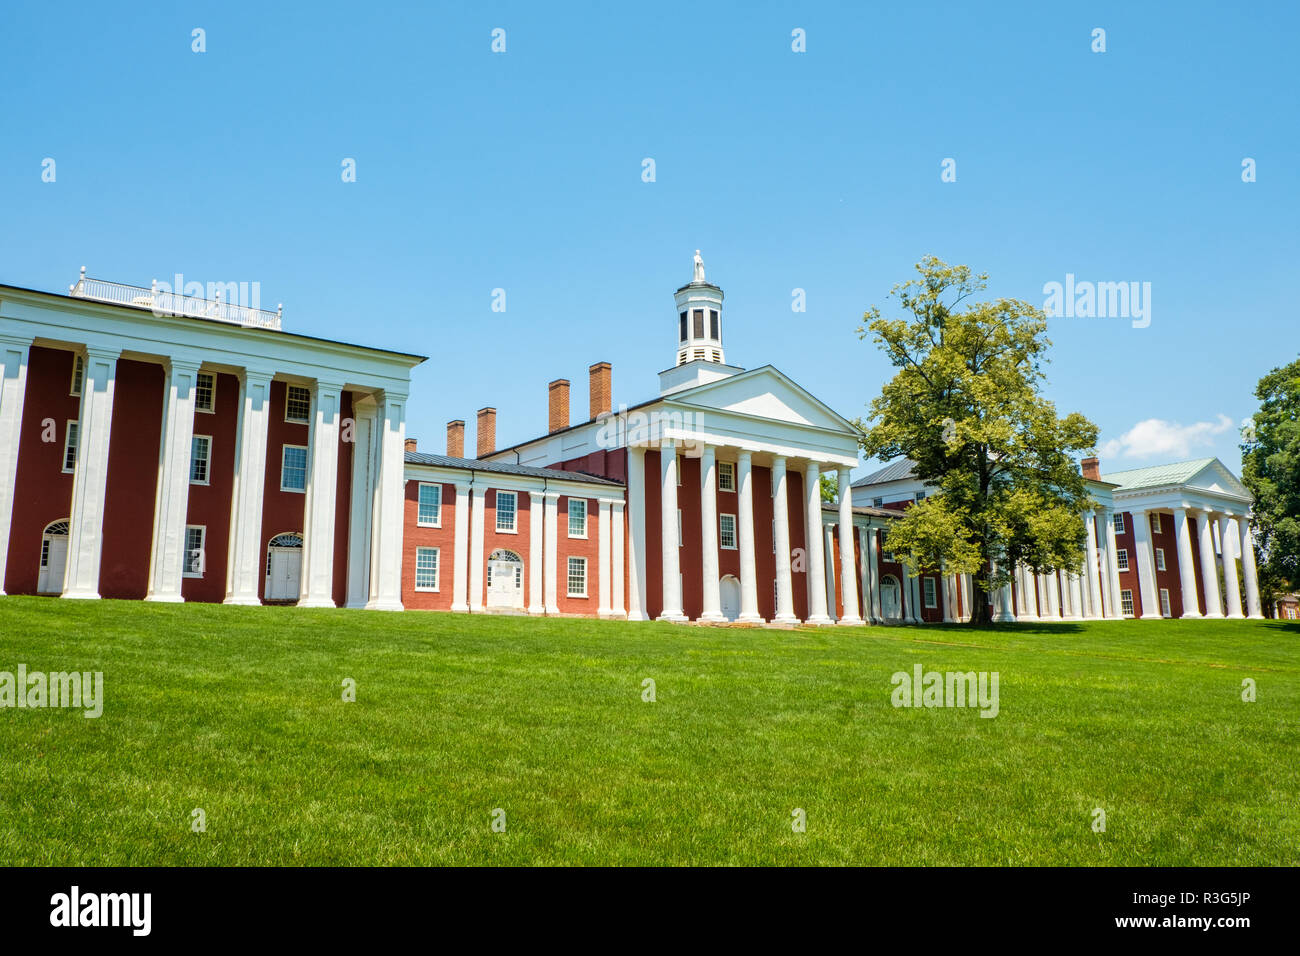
404,438 -> 418,453
476,407 -> 496,458
548,379 -> 570,433
1081,456 -> 1101,481
446,420 -> 465,458
588,361 -> 611,420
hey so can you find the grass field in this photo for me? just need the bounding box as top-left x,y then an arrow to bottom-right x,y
0,595 -> 1296,866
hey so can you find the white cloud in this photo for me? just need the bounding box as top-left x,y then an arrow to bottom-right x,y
1100,414 -> 1234,460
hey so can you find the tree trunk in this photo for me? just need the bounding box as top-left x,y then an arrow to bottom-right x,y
969,565 -> 993,625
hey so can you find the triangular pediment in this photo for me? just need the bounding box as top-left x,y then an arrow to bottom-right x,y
667,365 -> 859,435
1185,458 -> 1251,499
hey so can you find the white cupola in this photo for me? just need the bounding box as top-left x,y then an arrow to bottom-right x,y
659,251 -> 743,396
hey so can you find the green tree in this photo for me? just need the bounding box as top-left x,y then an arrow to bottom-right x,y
1240,358 -> 1300,612
855,257 -> 1099,624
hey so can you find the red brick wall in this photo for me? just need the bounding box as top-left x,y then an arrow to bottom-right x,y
332,391 -> 355,608
181,371 -> 238,603
258,381 -> 309,600
556,493 -> 598,614
402,479 -> 456,610
100,359 -> 163,599
1113,511 -> 1141,616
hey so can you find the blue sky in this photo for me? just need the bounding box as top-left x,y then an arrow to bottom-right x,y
2,1 -> 1296,477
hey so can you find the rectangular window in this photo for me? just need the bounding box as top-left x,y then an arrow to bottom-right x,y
720,513 -> 737,549
923,577 -> 937,608
692,309 -> 704,338
281,445 -> 308,492
1120,589 -> 1135,617
915,492 -> 926,502
567,556 -> 587,597
183,525 -> 205,578
717,461 -> 735,492
709,310 -> 719,339
70,354 -> 84,396
190,435 -> 212,485
1116,548 -> 1130,571
1155,547 -> 1166,572
62,421 -> 79,473
496,491 -> 517,532
417,483 -> 442,526
882,550 -> 895,562
195,372 -> 216,413
285,384 -> 311,423
415,547 -> 439,591
1113,513 -> 1126,534
873,497 -> 884,508
568,498 -> 587,537
1159,588 -> 1171,617
679,312 -> 688,342
1151,513 -> 1162,534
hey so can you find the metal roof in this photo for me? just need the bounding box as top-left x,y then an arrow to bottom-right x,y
850,458 -> 917,488
1101,457 -> 1219,491
404,451 -> 624,487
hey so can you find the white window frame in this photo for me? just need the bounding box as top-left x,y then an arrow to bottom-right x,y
70,354 -> 84,397
62,420 -> 79,474
567,498 -> 587,538
923,577 -> 937,608
417,482 -> 442,527
1120,589 -> 1135,617
717,461 -> 735,492
873,497 -> 884,508
1150,513 -> 1162,534
284,384 -> 311,424
195,371 -> 216,414
182,525 -> 206,578
719,513 -> 737,550
1159,587 -> 1172,618
190,434 -> 212,485
1113,513 -> 1126,534
496,491 -> 518,533
567,556 -> 587,597
280,444 -> 308,493
414,547 -> 440,592
1116,548 -> 1130,572
1155,547 -> 1166,572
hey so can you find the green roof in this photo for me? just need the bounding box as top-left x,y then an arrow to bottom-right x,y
1100,458 -> 1218,491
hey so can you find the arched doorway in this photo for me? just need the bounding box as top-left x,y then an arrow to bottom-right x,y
37,520 -> 70,594
265,533 -> 303,602
880,574 -> 903,622
487,549 -> 524,609
719,574 -> 741,621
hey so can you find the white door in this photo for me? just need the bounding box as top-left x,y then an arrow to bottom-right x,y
881,576 -> 902,621
266,548 -> 302,601
719,575 -> 740,621
38,535 -> 69,594
487,555 -> 524,609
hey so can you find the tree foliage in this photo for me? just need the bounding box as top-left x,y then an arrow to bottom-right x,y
855,257 -> 1100,623
1241,357 -> 1300,608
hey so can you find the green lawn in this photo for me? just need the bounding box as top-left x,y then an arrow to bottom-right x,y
0,595 -> 1296,866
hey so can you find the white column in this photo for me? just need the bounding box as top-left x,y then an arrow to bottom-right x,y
698,445 -> 724,622
145,359 -> 201,603
1068,572 -> 1085,621
467,483 -> 487,612
364,391 -> 405,611
1173,506 -> 1201,619
1130,509 -> 1161,619
344,401 -> 375,608
836,468 -> 863,625
992,562 -> 1015,622
525,490 -> 544,614
62,346 -> 120,600
543,491 -> 560,614
1198,510 -> 1223,618
0,337 -> 31,595
1219,514 -> 1244,619
962,573 -> 973,620
299,380 -> 343,607
611,500 -> 627,618
901,562 -> 919,623
735,450 -> 762,623
626,446 -> 648,621
658,441 -> 685,621
771,456 -> 797,624
804,461 -> 831,625
941,569 -> 954,623
597,497 -> 613,618
1040,572 -> 1059,619
452,481 -> 473,612
1016,564 -> 1038,621
823,524 -> 838,622
1084,512 -> 1105,620
1239,520 -> 1263,619
865,526 -> 882,623
1104,510 -> 1124,619
225,369 -> 273,605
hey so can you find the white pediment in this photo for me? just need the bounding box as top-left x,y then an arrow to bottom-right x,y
668,365 -> 857,435
1186,459 -> 1251,499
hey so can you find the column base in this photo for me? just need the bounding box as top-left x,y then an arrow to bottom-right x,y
1202,611 -> 1223,619
1018,614 -> 1039,623
1226,612 -> 1246,620
626,611 -> 650,621
524,605 -> 542,615
225,595 -> 263,607
771,613 -> 800,626
364,600 -> 404,612
1140,612 -> 1163,620
344,601 -> 369,610
657,610 -> 688,623
1180,611 -> 1203,620
806,614 -> 834,626
61,590 -> 101,601
598,609 -> 624,620
1247,613 -> 1265,620
836,616 -> 864,626
144,593 -> 184,604
736,613 -> 766,624
698,611 -> 726,623
298,597 -> 336,609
